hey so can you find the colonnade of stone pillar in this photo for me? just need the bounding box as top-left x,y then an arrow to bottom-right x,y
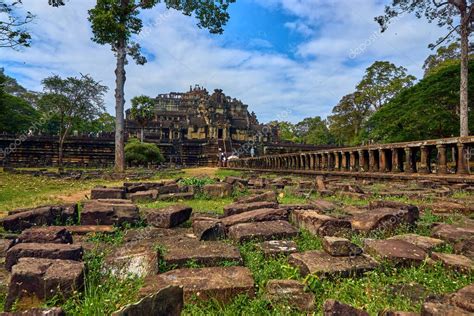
230,139 -> 472,176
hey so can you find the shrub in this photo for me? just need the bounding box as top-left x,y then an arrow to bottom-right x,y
125,138 -> 164,166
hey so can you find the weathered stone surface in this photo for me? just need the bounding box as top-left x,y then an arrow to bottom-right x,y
224,176 -> 248,186
388,283 -> 428,303
257,240 -> 298,258
81,200 -> 140,226
129,190 -> 158,203
227,220 -> 298,243
421,296 -> 472,316
364,239 -> 427,266
1,205 -> 78,233
158,237 -> 241,267
17,227 -> 73,245
298,181 -> 315,190
192,218 -> 226,241
158,192 -> 195,201
379,311 -> 419,316
351,208 -> 418,233
221,208 -> 288,227
142,205 -> 192,228
105,241 -> 158,278
451,283 -> 474,312
310,200 -> 337,212
223,201 -> 279,217
5,243 -> 83,271
140,266 -> 254,303
235,191 -> 278,204
91,187 -> 125,200
202,183 -> 233,198
0,307 -> 66,315
157,184 -> 180,195
62,225 -> 116,235
265,279 -> 315,312
316,176 -> 327,191
112,285 -> 183,316
322,299 -> 369,316
388,234 -> 445,252
454,237 -> 474,260
291,210 -> 351,237
322,236 -> 362,257
288,250 -> 378,278
0,239 -> 13,257
430,252 -> 473,272
5,258 -> 84,311
431,223 -> 474,243
341,184 -> 365,194
369,200 -> 419,214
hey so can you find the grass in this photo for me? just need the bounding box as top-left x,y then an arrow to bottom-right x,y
141,196 -> 234,215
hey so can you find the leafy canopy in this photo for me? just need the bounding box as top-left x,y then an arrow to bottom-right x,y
130,95 -> 155,126
125,137 -> 164,165
0,0 -> 34,49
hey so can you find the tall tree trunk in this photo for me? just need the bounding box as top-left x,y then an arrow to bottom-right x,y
460,12 -> 469,137
140,127 -> 144,142
114,41 -> 127,172
58,135 -> 64,169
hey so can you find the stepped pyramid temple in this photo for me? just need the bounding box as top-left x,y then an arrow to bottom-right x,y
0,85 -> 326,167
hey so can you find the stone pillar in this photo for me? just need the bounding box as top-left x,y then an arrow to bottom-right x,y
341,152 -> 347,171
334,153 -> 340,171
327,153 -> 334,171
419,146 -> 430,174
456,143 -> 468,175
404,147 -> 414,173
349,152 -> 357,171
436,145 -> 447,174
379,149 -> 386,172
392,148 -> 401,172
358,150 -> 367,172
369,150 -> 378,172
322,154 -> 328,170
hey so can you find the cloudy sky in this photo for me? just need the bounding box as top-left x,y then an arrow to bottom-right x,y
2,0 -> 447,123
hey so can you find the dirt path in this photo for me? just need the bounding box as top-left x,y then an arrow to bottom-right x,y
183,167 -> 219,178
55,189 -> 90,203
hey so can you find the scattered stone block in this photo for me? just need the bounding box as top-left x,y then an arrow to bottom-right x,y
223,201 -> 279,217
298,181 -> 315,190
5,258 -> 84,311
192,218 -> 226,241
310,200 -> 337,212
431,223 -> 474,243
378,311 -> 419,316
388,283 -> 428,303
221,208 -> 288,227
454,237 -> 474,260
265,279 -> 315,312
291,210 -> 351,237
202,183 -> 233,198
159,239 -> 242,268
341,184 -> 365,194
422,296 -> 472,316
388,234 -> 445,252
91,187 -> 125,200
322,236 -> 362,257
364,239 -> 427,266
0,307 -> 66,315
224,176 -> 248,186
157,184 -> 180,195
234,191 -> 278,204
316,176 -> 327,191
257,240 -> 298,258
142,205 -> 192,228
6,243 -> 83,271
129,190 -> 158,203
451,283 -> 474,312
288,250 -> 378,278
81,200 -> 140,226
62,225 -> 116,236
227,220 -> 298,243
1,205 -> 78,233
140,266 -> 254,303
351,208 -> 418,233
17,227 -> 73,245
158,192 -> 194,201
0,239 -> 13,258
112,285 -> 183,316
105,241 -> 158,278
430,252 -> 473,272
323,299 -> 369,316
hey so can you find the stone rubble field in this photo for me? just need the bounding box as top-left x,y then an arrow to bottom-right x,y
0,172 -> 473,315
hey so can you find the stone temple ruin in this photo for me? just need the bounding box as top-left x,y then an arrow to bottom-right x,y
0,85 -> 328,167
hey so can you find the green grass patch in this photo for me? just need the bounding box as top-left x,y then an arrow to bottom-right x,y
141,197 -> 234,215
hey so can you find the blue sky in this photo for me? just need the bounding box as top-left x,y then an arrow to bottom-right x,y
1,0 -> 446,123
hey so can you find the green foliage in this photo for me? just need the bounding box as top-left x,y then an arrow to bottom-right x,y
366,60 -> 474,142
295,116 -> 334,145
125,138 -> 164,166
178,177 -> 215,188
0,1 -> 33,49
0,93 -> 39,134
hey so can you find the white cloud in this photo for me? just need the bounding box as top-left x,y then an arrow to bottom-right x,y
1,0 -> 449,123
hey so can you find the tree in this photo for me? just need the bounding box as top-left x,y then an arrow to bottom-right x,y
1,0 -> 33,49
125,137 -> 164,167
38,74 -> 108,168
268,121 -> 299,143
84,0 -> 235,173
129,95 -> 155,142
294,117 -> 333,145
328,92 -> 372,146
376,0 -> 474,137
356,61 -> 416,110
366,60 -> 474,143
